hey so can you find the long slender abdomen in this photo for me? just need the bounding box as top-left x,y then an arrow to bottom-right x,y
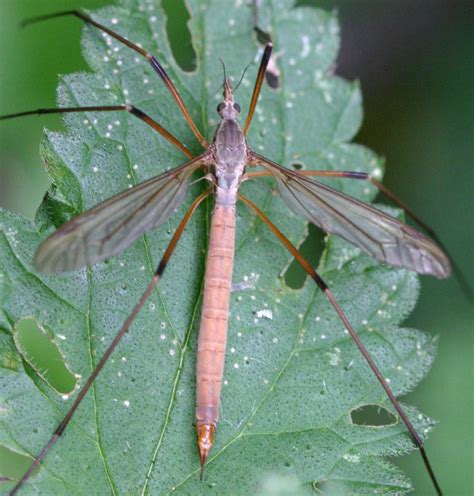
196,201 -> 236,473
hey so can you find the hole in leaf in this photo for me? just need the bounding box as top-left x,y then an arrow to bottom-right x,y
14,318 -> 76,395
313,479 -> 347,494
0,446 -> 35,482
264,56 -> 280,90
162,0 -> 196,72
291,161 -> 303,170
284,224 -> 325,289
350,404 -> 398,427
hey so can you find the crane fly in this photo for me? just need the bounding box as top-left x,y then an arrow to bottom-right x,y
0,7 -> 453,496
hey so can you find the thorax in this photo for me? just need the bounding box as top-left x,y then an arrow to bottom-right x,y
212,118 -> 247,205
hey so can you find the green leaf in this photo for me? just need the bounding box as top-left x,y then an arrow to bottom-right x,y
0,1 -> 438,494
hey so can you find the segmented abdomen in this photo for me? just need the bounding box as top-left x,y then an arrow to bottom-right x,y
196,202 -> 236,451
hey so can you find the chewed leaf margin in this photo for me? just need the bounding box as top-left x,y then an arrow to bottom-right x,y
0,1 -> 438,494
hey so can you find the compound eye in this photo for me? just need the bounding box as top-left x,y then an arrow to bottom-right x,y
233,103 -> 241,113
217,102 -> 226,113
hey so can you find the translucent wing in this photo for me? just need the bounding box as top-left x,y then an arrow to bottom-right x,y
257,155 -> 451,278
35,157 -> 203,273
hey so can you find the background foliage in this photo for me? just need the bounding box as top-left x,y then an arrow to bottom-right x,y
0,0 -> 472,495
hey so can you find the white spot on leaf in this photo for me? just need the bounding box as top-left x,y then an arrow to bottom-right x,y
256,309 -> 273,320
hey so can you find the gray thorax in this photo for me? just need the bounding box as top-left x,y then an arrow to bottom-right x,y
213,118 -> 247,206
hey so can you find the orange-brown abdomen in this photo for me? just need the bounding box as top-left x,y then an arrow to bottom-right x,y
196,201 -> 236,473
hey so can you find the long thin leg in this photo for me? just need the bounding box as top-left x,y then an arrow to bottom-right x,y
246,168 -> 472,299
243,41 -> 272,136
0,105 -> 193,159
8,191 -> 209,496
22,10 -> 207,147
238,192 -> 443,496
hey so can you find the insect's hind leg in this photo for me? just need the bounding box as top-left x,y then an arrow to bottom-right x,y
238,192 -> 443,496
21,10 -> 207,147
0,105 -> 192,158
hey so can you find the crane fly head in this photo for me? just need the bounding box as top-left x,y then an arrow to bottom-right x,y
216,59 -> 241,120
217,78 -> 241,120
